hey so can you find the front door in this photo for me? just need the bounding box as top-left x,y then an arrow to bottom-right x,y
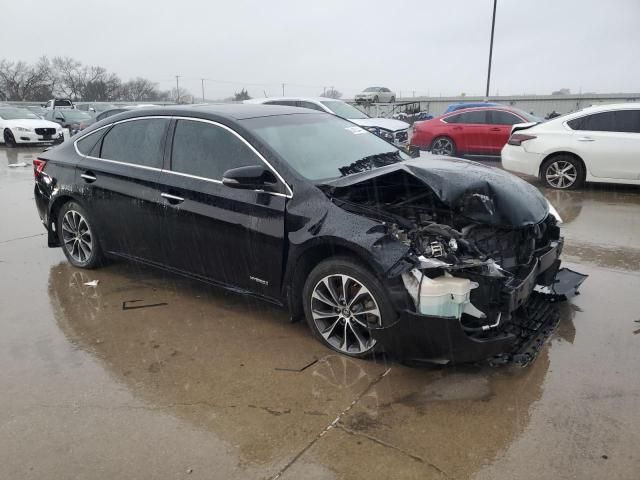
158,118 -> 288,299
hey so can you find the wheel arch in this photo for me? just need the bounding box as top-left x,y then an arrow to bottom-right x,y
283,241 -> 383,322
539,151 -> 587,178
47,194 -> 86,247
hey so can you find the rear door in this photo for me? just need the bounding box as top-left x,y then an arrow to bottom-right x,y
487,110 -> 525,154
455,110 -> 491,153
567,110 -> 640,179
157,118 -> 288,298
74,117 -> 170,262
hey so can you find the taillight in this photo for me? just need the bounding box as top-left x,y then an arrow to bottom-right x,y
33,158 -> 47,178
508,133 -> 537,146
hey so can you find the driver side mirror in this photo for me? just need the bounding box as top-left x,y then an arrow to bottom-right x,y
222,165 -> 279,192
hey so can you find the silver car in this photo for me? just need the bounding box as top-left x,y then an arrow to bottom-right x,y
355,87 -> 396,104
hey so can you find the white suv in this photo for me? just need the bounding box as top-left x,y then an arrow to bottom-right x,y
501,103 -> 640,189
245,97 -> 410,147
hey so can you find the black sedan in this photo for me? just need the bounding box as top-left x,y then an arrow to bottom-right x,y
33,105 -> 586,365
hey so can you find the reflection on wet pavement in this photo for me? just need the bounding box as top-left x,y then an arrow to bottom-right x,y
1,148 -> 640,479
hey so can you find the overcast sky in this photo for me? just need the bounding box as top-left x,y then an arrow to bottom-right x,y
2,0 -> 639,99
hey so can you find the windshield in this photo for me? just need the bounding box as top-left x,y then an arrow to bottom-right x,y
320,101 -> 369,119
0,108 -> 40,120
243,113 -> 408,181
363,87 -> 379,92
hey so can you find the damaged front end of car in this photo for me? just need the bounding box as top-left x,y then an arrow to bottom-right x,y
321,157 -> 587,366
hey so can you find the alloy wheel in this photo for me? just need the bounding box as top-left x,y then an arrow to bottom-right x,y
61,210 -> 93,263
545,160 -> 577,189
310,274 -> 381,355
431,137 -> 454,155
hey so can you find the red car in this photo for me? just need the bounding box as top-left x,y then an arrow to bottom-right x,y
411,106 -> 541,157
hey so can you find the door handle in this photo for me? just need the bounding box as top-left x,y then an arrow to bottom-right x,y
577,137 -> 595,142
161,192 -> 185,204
490,127 -> 501,131
81,172 -> 97,183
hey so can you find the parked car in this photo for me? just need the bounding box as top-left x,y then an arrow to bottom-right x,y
43,109 -> 93,136
43,98 -> 75,110
33,104 -> 585,364
411,106 -> 543,157
245,97 -> 410,146
502,103 -> 640,189
444,102 -> 501,113
76,103 -> 118,114
355,87 -> 396,104
0,107 -> 63,146
25,105 -> 48,118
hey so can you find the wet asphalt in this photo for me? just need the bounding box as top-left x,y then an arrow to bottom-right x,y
1,146 -> 639,480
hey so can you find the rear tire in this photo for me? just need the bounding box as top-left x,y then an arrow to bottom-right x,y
430,136 -> 456,156
302,257 -> 396,358
57,201 -> 104,269
540,155 -> 585,190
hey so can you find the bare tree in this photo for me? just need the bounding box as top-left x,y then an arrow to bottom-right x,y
320,87 -> 342,99
233,88 -> 251,101
120,77 -> 159,101
0,57 -> 54,101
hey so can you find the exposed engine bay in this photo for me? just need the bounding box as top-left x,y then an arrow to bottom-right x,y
322,161 -> 587,364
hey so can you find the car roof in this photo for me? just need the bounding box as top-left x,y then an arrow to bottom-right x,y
579,102 -> 640,112
245,97 -> 339,105
443,105 -> 521,115
97,103 -> 321,122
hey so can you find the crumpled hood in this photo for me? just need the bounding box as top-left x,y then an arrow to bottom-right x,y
350,117 -> 410,132
324,156 -> 550,227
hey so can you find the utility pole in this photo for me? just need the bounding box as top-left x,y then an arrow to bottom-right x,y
323,86 -> 326,96
282,83 -> 285,96
175,75 -> 181,104
485,0 -> 497,101
201,78 -> 205,102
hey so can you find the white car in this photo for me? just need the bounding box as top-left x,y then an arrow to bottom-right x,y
0,107 -> 64,146
245,97 -> 410,146
354,87 -> 396,104
502,103 -> 640,189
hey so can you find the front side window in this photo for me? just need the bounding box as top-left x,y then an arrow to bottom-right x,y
55,99 -> 72,107
101,118 -> 169,168
171,120 -> 260,180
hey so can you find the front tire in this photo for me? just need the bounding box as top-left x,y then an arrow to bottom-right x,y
57,201 -> 104,269
3,129 -> 16,147
302,257 -> 396,358
430,136 -> 456,156
540,155 -> 585,190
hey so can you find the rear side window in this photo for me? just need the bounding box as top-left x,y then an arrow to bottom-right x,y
76,130 -> 108,157
490,111 -> 523,125
568,110 -> 640,133
443,113 -> 462,124
171,120 -> 260,180
457,110 -> 488,124
100,118 -> 169,168
55,99 -> 72,107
